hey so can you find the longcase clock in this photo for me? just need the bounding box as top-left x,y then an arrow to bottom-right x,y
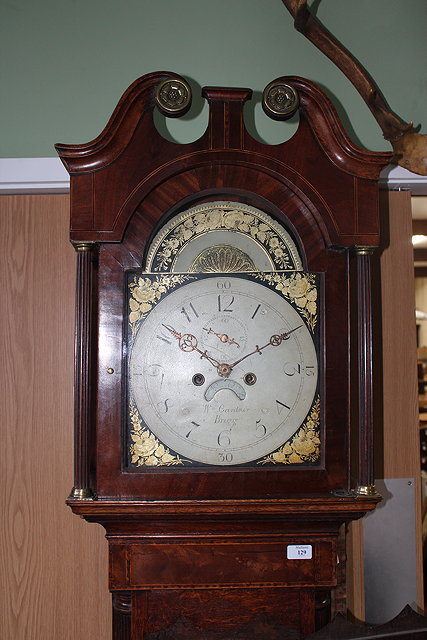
56,72 -> 392,639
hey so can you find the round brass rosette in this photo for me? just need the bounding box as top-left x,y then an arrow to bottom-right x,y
262,81 -> 299,120
155,78 -> 192,117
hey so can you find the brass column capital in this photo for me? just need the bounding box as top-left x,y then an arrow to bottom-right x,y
72,241 -> 96,253
352,245 -> 378,256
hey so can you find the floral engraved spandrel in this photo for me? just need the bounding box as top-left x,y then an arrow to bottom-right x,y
152,206 -> 296,272
128,273 -> 193,336
129,400 -> 186,467
255,271 -> 318,333
258,397 -> 320,465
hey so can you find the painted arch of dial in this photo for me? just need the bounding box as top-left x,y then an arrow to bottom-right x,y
129,275 -> 318,466
145,201 -> 304,273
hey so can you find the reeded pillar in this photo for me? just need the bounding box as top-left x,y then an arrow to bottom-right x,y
112,592 -> 132,640
69,242 -> 96,500
353,246 -> 378,496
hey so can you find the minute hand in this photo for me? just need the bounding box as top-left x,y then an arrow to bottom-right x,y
229,325 -> 302,369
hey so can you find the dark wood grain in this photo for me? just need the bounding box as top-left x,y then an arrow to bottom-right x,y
70,243 -> 96,498
143,588 -> 307,639
355,248 -> 375,491
56,73 -> 391,245
112,592 -> 132,640
128,541 -> 335,588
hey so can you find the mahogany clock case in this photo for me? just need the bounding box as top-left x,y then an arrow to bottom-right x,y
94,203 -> 342,499
56,72 -> 391,502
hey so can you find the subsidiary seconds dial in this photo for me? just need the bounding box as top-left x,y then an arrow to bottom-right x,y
128,274 -> 319,466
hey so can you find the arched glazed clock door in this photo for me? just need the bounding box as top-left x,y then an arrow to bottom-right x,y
56,73 -> 391,639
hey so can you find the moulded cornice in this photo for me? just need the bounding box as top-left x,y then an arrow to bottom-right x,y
67,496 -> 381,516
278,76 -> 392,179
54,72 -> 393,180
55,71 -> 184,174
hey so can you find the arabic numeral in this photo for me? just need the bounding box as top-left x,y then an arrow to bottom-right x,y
255,419 -> 267,437
156,398 -> 170,414
181,302 -> 199,323
217,430 -> 232,447
251,303 -> 261,319
284,362 -> 301,376
217,280 -> 231,289
186,421 -> 201,439
146,364 -> 165,387
285,362 -> 315,376
276,399 -> 290,414
218,295 -> 234,313
218,452 -> 233,463
156,333 -> 172,345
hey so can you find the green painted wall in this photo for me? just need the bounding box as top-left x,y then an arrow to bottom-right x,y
1,0 -> 425,157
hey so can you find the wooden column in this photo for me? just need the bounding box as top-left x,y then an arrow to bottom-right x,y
69,242 -> 96,499
354,246 -> 378,495
112,592 -> 132,640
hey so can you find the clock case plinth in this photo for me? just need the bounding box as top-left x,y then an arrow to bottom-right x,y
68,496 -> 379,638
57,72 -> 391,638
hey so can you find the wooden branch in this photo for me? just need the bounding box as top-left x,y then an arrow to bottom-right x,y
281,0 -> 427,175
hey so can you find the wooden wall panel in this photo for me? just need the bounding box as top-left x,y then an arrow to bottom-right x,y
346,519 -> 365,621
0,194 -> 111,639
380,190 -> 423,607
380,191 -> 419,478
347,191 -> 423,619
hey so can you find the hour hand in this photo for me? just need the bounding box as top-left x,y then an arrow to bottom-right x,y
162,324 -> 199,352
162,324 -> 183,341
162,324 -> 222,369
203,327 -> 240,348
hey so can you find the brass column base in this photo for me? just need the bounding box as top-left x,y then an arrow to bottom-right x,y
68,487 -> 95,500
356,484 -> 380,497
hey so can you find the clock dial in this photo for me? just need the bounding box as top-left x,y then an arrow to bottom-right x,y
127,273 -> 319,467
